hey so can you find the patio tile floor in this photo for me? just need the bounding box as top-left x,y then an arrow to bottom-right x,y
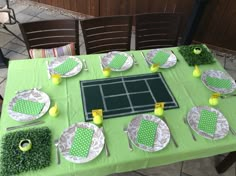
0,0 -> 236,175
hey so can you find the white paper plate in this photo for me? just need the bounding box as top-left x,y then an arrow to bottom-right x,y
127,114 -> 170,152
187,106 -> 229,140
146,49 -> 177,68
48,56 -> 83,77
101,51 -> 134,71
8,89 -> 50,122
58,122 -> 105,163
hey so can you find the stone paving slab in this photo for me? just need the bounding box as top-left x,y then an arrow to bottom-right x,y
4,42 -> 26,53
21,5 -> 45,16
182,156 -> 235,176
5,51 -> 28,60
0,79 -> 6,96
0,33 -> 15,47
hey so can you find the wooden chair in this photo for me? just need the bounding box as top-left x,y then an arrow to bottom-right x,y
19,19 -> 79,58
81,15 -> 132,54
135,13 -> 182,50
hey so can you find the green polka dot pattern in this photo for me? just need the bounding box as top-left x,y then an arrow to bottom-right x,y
108,54 -> 127,69
137,119 -> 158,147
13,99 -> 45,115
206,76 -> 232,89
54,58 -> 78,75
69,128 -> 94,157
198,110 -> 218,135
151,51 -> 170,66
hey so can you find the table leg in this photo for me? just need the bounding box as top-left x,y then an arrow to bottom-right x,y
216,152 -> 236,174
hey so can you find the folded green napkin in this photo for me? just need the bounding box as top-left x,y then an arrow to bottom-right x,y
137,119 -> 158,147
69,127 -> 94,157
108,54 -> 127,69
198,110 -> 218,135
13,99 -> 45,115
206,76 -> 232,89
151,51 -> 170,65
54,58 -> 78,75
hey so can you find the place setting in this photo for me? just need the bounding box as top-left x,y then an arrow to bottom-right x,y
57,122 -> 105,163
141,49 -> 177,71
185,106 -> 229,140
47,56 -> 84,79
99,51 -> 136,77
201,69 -> 236,95
126,114 -> 171,152
8,88 -> 50,122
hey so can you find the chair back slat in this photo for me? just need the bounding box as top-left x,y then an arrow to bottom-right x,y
87,44 -> 129,54
28,37 -> 76,48
27,30 -> 76,39
81,15 -> 132,54
135,13 -> 182,50
19,19 -> 79,58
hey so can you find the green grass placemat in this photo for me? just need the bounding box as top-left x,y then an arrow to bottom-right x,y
137,119 -> 158,147
54,58 -> 78,75
13,99 -> 45,115
108,54 -> 127,69
198,110 -> 218,135
69,127 -> 94,157
206,76 -> 232,89
151,51 -> 170,65
0,127 -> 51,176
178,44 -> 215,66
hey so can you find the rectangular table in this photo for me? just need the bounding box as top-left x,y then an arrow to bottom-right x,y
1,47 -> 236,176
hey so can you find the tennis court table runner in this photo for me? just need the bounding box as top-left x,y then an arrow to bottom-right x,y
80,73 -> 179,121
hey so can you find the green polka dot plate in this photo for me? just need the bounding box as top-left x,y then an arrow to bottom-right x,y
127,114 -> 170,152
187,106 -> 229,140
201,70 -> 236,94
58,122 -> 105,163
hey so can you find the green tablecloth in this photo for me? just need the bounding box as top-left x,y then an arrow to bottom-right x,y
1,47 -> 236,176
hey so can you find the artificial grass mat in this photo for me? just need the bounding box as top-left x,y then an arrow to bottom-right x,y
0,127 -> 51,176
178,44 -> 215,66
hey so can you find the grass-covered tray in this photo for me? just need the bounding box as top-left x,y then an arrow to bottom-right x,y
178,44 -> 215,66
0,127 -> 51,176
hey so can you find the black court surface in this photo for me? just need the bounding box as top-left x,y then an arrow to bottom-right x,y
80,73 -> 179,121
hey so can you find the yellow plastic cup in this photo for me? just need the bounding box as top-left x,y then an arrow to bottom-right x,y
52,74 -> 62,85
103,67 -> 111,77
150,64 -> 159,73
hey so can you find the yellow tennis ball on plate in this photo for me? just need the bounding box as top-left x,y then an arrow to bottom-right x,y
209,97 -> 219,106
154,107 -> 164,116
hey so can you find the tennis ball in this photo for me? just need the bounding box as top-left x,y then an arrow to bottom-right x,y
193,69 -> 201,77
193,47 -> 202,55
154,107 -> 164,116
49,106 -> 59,117
209,97 -> 219,106
93,115 -> 103,125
